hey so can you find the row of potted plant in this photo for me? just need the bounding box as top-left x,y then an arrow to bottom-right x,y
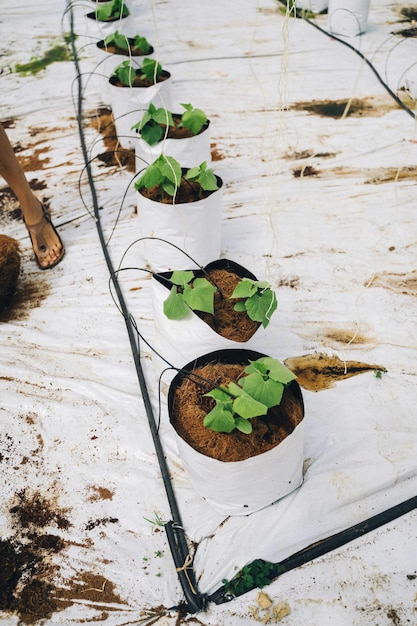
79,0 -> 306,517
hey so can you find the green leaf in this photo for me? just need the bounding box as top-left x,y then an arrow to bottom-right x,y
184,165 -> 200,180
233,301 -> 247,312
203,403 -> 236,433
183,278 -> 216,314
180,103 -> 207,135
159,155 -> 181,186
204,387 -> 231,402
228,382 -> 268,418
230,278 -> 258,299
235,417 -> 253,434
152,108 -> 174,127
257,357 -> 296,384
140,122 -> 164,145
245,289 -> 278,328
104,31 -> 129,50
133,35 -> 151,54
163,286 -> 189,320
198,169 -> 219,191
134,161 -> 163,191
239,372 -> 284,408
140,57 -> 162,82
131,109 -> 152,131
169,270 -> 194,286
113,59 -> 137,86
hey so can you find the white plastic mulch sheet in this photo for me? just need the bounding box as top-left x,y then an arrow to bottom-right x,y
1,1 -> 417,624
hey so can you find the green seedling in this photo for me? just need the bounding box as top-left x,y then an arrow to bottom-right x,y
163,270 -> 216,320
95,0 -> 130,20
103,30 -> 151,54
203,357 -> 296,434
132,103 -> 175,145
143,511 -> 166,527
131,102 -> 207,146
134,155 -> 218,201
113,58 -> 163,86
222,559 -> 274,596
230,278 -> 277,328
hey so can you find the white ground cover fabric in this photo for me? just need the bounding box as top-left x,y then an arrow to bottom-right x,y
0,0 -> 416,624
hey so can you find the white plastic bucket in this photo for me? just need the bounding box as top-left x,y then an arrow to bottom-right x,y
168,349 -> 305,516
328,0 -> 371,37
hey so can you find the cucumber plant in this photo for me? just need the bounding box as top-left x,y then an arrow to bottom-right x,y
103,30 -> 152,54
113,58 -> 163,86
230,278 -> 278,328
163,270 -> 217,319
203,357 -> 296,434
134,155 -> 218,201
162,269 -> 277,328
131,102 -> 208,146
95,0 -> 130,20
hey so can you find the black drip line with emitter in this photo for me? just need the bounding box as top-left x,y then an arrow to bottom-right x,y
65,1 -> 417,616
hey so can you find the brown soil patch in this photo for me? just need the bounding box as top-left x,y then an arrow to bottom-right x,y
55,572 -> 126,609
284,353 -> 386,391
369,270 -> 417,296
88,485 -> 114,501
210,143 -> 226,161
0,489 -> 71,624
291,96 -> 400,118
89,106 -> 135,171
194,267 -> 261,341
0,234 -> 21,310
170,362 -> 303,462
293,165 -> 319,177
0,273 -> 50,322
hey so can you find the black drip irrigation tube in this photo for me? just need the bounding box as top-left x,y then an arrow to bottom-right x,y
66,2 -> 417,615
297,7 -> 416,120
66,5 -> 206,615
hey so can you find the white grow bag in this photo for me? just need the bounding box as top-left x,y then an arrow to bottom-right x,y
167,349 -> 305,516
328,0 -> 371,37
135,122 -> 211,170
108,73 -> 172,149
295,0 -> 328,12
84,12 -> 137,40
135,178 -> 223,272
151,259 -> 273,383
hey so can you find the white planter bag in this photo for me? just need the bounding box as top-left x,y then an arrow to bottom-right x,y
84,12 -> 137,40
150,259 -> 272,383
167,349 -> 305,516
94,41 -> 154,104
135,123 -> 211,170
135,180 -> 223,272
328,0 -> 371,37
295,0 -> 328,12
109,74 -> 172,149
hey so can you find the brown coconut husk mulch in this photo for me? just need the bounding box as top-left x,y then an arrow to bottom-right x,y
171,362 -> 304,462
0,234 -> 21,310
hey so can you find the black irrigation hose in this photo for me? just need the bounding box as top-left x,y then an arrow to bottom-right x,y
209,495 -> 417,605
301,13 -> 417,120
65,4 -> 205,615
